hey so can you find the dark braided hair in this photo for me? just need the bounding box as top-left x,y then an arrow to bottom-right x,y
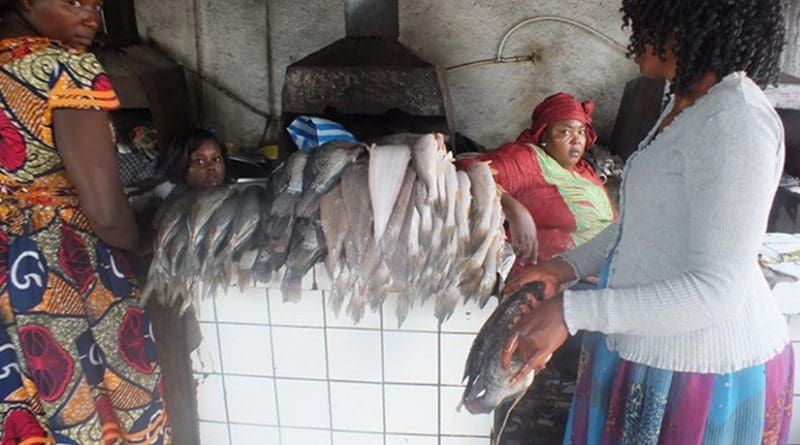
621,0 -> 785,95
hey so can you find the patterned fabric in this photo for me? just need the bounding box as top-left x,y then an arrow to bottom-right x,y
456,143 -> 615,268
531,145 -> 615,246
0,37 -> 171,444
563,255 -> 794,445
564,334 -> 794,445
286,115 -> 357,151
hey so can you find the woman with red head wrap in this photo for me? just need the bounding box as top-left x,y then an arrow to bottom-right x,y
457,92 -> 616,443
458,92 -> 615,272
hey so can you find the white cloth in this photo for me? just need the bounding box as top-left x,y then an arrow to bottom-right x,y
561,72 -> 789,373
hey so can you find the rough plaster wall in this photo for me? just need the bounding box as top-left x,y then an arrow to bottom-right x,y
400,0 -> 637,148
135,0 -> 799,149
783,0 -> 800,77
193,0 -> 270,148
135,0 -> 197,68
136,0 -> 270,147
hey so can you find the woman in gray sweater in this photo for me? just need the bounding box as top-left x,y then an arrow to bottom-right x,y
503,0 -> 793,443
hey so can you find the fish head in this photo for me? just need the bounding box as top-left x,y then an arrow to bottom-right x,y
461,361 -> 535,414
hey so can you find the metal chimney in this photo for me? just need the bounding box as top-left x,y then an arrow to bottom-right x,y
281,0 -> 452,143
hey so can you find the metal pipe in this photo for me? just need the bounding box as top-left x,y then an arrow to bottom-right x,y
345,0 -> 398,38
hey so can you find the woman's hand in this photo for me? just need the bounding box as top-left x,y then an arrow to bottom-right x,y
501,295 -> 569,384
503,257 -> 577,300
501,194 -> 538,265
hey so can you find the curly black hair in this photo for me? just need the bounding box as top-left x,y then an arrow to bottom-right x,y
621,0 -> 785,95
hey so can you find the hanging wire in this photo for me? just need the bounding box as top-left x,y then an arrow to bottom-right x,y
446,15 -> 629,72
496,16 -> 629,60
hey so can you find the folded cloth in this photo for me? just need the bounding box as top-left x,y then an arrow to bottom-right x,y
287,116 -> 357,151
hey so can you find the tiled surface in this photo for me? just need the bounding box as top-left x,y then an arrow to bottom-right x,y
327,328 -> 383,382
229,424 -> 281,444
193,280 -> 492,445
271,326 -> 327,379
281,427 -> 333,445
384,385 -> 439,435
193,235 -> 800,444
330,382 -> 384,432
386,435 -> 438,445
269,289 -> 326,327
224,375 -> 278,425
276,378 -> 331,428
192,322 -> 221,373
215,285 -> 269,324
332,431 -> 384,445
196,374 -> 226,422
383,332 -> 438,384
217,323 -> 272,376
440,386 -> 492,436
198,421 -> 230,445
440,334 -> 475,386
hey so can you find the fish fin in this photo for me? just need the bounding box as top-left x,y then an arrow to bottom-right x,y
270,193 -> 299,219
238,268 -> 253,292
434,291 -> 459,325
395,293 -> 411,328
266,215 -> 292,237
281,269 -> 303,302
347,284 -> 368,324
330,268 -> 353,315
294,192 -> 321,219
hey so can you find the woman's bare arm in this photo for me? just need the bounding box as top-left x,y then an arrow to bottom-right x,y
53,108 -> 140,251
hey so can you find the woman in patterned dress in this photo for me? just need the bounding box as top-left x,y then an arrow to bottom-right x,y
0,0 -> 171,443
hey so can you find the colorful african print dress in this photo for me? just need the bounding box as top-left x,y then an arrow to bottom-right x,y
0,37 -> 171,444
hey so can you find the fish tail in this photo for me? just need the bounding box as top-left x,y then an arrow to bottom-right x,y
395,293 -> 411,328
281,269 -> 303,302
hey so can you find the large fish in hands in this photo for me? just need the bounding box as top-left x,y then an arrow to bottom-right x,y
461,282 -> 545,444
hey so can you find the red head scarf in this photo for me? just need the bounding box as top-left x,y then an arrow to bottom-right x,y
517,92 -> 598,149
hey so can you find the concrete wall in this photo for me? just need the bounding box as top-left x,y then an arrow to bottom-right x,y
783,0 -> 800,78
135,0 -> 800,150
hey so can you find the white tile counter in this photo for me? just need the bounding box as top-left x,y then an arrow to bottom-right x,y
192,232 -> 800,444
192,264 -> 495,445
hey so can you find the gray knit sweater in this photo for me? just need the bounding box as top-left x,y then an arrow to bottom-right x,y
561,72 -> 789,373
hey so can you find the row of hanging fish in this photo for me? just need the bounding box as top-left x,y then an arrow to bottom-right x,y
142,134 -> 508,325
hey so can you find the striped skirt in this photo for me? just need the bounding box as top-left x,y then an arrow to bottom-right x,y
563,332 -> 794,445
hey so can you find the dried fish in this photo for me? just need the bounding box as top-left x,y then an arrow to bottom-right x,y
369,144 -> 412,241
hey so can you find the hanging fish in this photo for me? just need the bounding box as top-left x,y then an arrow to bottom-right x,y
369,144 -> 412,242
295,141 -> 366,218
